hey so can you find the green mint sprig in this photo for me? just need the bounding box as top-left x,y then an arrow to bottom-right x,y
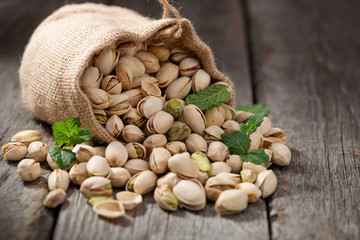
49,117 -> 93,170
236,103 -> 268,115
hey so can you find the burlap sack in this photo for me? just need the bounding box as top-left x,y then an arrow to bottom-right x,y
19,1 -> 235,143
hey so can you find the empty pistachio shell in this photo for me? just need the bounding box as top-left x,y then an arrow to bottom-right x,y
116,191 -> 142,210
81,66 -> 102,88
165,77 -> 192,99
110,167 -> 131,188
123,159 -> 150,176
157,172 -> 181,190
84,88 -> 110,109
222,120 -> 241,133
86,155 -> 111,178
133,75 -> 158,88
119,89 -> 143,107
72,144 -> 96,162
43,188 -> 67,208
235,111 -> 254,123
226,155 -> 243,173
215,189 -> 248,215
156,62 -> 179,88
191,69 -> 211,92
170,48 -> 189,63
240,169 -> 257,183
122,108 -> 146,127
269,143 -> 291,166
179,57 -> 201,77
122,125 -> 145,143
2,142 -> 27,161
168,153 -> 200,179
106,94 -> 131,116
165,141 -> 187,155
88,196 -> 114,207
236,182 -> 262,202
216,172 -> 242,184
93,200 -> 125,219
206,141 -> 229,162
173,179 -> 206,210
257,117 -> 272,135
205,106 -> 226,127
137,96 -> 164,119
17,159 -> 41,181
134,51 -> 160,73
242,161 -> 267,174
105,141 -> 128,167
118,56 -> 145,78
182,104 -> 207,136
80,177 -> 112,199
185,134 -> 207,153
125,142 -> 146,159
249,131 -> 264,151
126,170 -> 157,195
191,152 -> 211,172
94,47 -> 120,75
205,176 -> 236,201
154,184 -> 178,211
69,162 -> 88,185
167,121 -> 191,141
93,109 -> 108,124
118,41 -> 139,56
105,115 -> 124,138
255,170 -> 278,198
209,162 -> 232,177
149,147 -> 171,174
11,130 -> 42,147
165,99 -> 185,119
143,134 -> 167,153
48,169 -> 70,192
204,126 -> 224,142
148,45 -> 170,62
140,81 -> 161,97
101,75 -> 122,95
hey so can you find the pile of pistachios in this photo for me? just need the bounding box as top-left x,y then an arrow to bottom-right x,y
1,41 -> 291,218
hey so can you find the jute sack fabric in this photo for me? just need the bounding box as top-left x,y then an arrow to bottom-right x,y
19,2 -> 236,143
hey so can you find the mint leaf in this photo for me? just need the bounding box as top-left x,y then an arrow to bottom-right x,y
48,146 -> 76,170
241,149 -> 269,165
221,131 -> 250,156
236,103 -> 268,115
185,84 -> 231,111
240,113 -> 265,135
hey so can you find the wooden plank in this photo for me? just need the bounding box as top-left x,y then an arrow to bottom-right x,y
247,0 -> 360,239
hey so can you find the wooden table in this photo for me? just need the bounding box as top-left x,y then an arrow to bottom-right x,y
0,0 -> 359,239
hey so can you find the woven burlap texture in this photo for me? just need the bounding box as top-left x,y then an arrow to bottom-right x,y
19,3 -> 235,143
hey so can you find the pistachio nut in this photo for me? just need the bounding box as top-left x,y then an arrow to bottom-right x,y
114,63 -> 133,91
80,176 -> 112,199
179,57 -> 201,77
122,125 -> 145,143
123,159 -> 150,176
185,134 -> 207,153
93,109 -> 108,124
69,162 -> 88,185
143,134 -> 167,153
164,98 -> 185,119
222,120 -> 241,133
72,144 -> 96,162
206,141 -> 229,162
101,75 -> 122,95
149,147 -> 171,174
122,108 -> 146,127
191,152 -> 211,172
157,172 -> 181,190
169,48 -> 189,63
146,111 -> 174,134
182,104 -> 207,136
133,75 -> 158,88
109,167 -> 131,188
165,141 -> 187,155
215,189 -> 248,215
226,155 -> 243,173
84,88 -> 110,109
236,182 -> 262,202
125,170 -> 157,195
255,170 -> 278,198
94,47 -> 120,75
205,106 -> 226,127
93,200 -> 125,219
134,51 -> 160,73
165,77 -> 192,99
264,127 -> 285,137
257,117 -> 272,135
268,143 -> 291,166
204,176 -> 236,201
191,69 -> 211,92
106,94 -> 131,116
47,153 -> 59,170
156,62 -> 179,88
117,41 -> 139,56
80,66 -> 103,88
116,191 -> 143,210
11,130 -> 42,147
17,159 -> 41,181
118,89 -> 143,107
137,96 -> 164,119
216,172 -> 242,184
204,126 -> 224,142
242,161 -> 267,175
148,45 -> 170,62
222,104 -> 237,120
168,153 -> 200,179
154,184 -> 178,211
43,189 -> 67,208
173,179 -> 206,210
105,115 -> 124,138
48,169 -> 70,192
167,121 -> 191,141
88,196 -> 114,207
140,81 -> 161,97
235,111 -> 254,123
196,171 -> 209,185
209,162 -> 232,177
125,142 -> 146,159
105,141 -> 128,167
94,146 -> 106,157
249,131 -> 264,151
118,55 -> 145,78
87,156 -> 111,177
2,142 -> 27,161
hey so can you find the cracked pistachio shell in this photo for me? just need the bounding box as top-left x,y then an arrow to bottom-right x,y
149,147 -> 171,174
94,47 -> 120,75
93,109 -> 107,124
69,162 -> 88,185
141,81 -> 161,97
265,127 -> 285,137
256,117 -> 272,135
115,63 -> 133,91
118,56 -> 145,78
148,45 -> 170,62
235,111 -> 254,123
216,172 -> 242,184
167,121 -> 191,142
249,131 -> 264,151
123,159 -> 150,176
106,94 -> 131,116
205,176 -> 236,201
116,191 -> 142,210
17,159 -> 41,181
196,171 -> 209,185
88,196 -> 114,207
87,156 -> 111,177
48,169 -> 70,192
204,126 -> 224,142
80,177 -> 112,199
170,48 -> 189,63
122,108 -> 146,127
182,104 -> 207,136
154,184 -> 178,211
179,57 -> 201,77
191,152 -> 211,172
101,75 -> 122,95
105,141 -> 128,167
43,189 -> 67,208
11,130 -> 42,147
205,106 -> 226,127
226,155 -> 243,173
222,120 -> 240,133
269,143 -> 291,166
143,134 -> 167,153
93,200 -> 125,219
236,182 -> 262,202
157,172 -> 181,190
125,142 -> 146,159
126,170 -> 157,195
165,77 -> 192,100
134,51 -> 160,73
156,62 -> 179,88
215,189 -> 248,215
173,179 -> 206,211
2,142 -> 27,161
81,66 -> 103,88
209,162 -> 232,177
84,88 -> 110,109
240,169 -> 257,183
105,115 -> 124,138
166,141 -> 187,155
185,134 -> 207,153
164,98 -> 185,119
110,167 -> 131,188
147,111 -> 174,134
133,75 -> 158,88
168,153 -> 200,179
137,96 -> 164,119
118,41 -> 140,56
191,69 -> 210,92
207,141 -> 229,162
255,170 -> 278,198
72,144 -> 96,162
242,161 -> 267,175
122,125 -> 145,143
264,149 -> 273,168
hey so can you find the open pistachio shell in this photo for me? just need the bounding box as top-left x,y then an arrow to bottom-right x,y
80,177 -> 112,199
88,196 -> 114,207
69,162 -> 88,185
116,191 -> 142,210
141,81 -> 162,97
236,182 -> 262,202
255,170 -> 278,198
182,104 -> 207,136
126,170 -> 157,195
154,184 -> 178,211
264,127 -> 285,137
173,179 -> 206,211
215,189 -> 248,215
2,142 -> 28,161
93,200 -> 125,219
204,176 -> 236,201
133,75 -> 158,89
11,130 -> 42,147
269,143 -> 291,166
156,62 -> 179,88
